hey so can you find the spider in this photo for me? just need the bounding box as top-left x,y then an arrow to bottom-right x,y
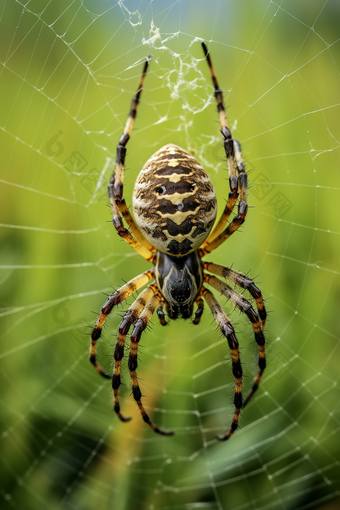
90,43 -> 267,441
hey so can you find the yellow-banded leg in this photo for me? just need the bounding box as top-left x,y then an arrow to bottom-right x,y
204,272 -> 266,410
202,287 -> 243,441
199,215 -> 244,256
234,139 -> 247,209
90,269 -> 154,379
201,42 -> 248,255
242,367 -> 265,409
108,184 -> 154,262
193,294 -> 204,325
203,190 -> 238,246
112,57 -> 150,199
128,290 -> 174,436
108,57 -> 154,257
203,262 -> 267,329
117,198 -> 154,252
112,285 -> 157,422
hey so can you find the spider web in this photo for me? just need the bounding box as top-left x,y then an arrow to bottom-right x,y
1,1 -> 340,509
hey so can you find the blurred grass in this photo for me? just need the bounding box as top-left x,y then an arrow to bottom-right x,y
1,1 -> 340,509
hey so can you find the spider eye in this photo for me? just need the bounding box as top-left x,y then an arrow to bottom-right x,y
155,185 -> 166,195
189,183 -> 195,191
169,282 -> 192,304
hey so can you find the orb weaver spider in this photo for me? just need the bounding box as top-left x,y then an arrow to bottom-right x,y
90,43 -> 267,441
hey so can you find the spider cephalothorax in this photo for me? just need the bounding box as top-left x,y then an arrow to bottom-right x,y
155,251 -> 203,319
90,43 -> 267,441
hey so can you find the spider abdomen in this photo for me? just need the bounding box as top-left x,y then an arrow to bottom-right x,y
132,144 -> 217,256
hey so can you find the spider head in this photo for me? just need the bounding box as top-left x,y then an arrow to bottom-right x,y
156,251 -> 203,317
166,265 -> 195,306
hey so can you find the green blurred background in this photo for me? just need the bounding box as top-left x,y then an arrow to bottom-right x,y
1,1 -> 340,509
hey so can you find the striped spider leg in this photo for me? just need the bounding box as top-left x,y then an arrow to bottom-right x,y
200,42 -> 248,256
108,56 -> 155,263
197,42 -> 267,438
203,264 -> 266,440
204,262 -> 267,413
90,268 -> 173,434
114,283 -> 173,435
90,269 -> 155,379
202,287 -> 243,440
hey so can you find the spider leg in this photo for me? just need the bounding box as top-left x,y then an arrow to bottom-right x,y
128,290 -> 174,436
242,367 -> 265,409
156,298 -> 168,326
200,42 -> 248,255
90,269 -> 154,378
204,274 -> 266,411
203,190 -> 238,246
116,198 -> 155,252
108,57 -> 155,258
112,284 -> 157,422
108,184 -> 154,262
203,262 -> 267,329
202,287 -> 243,441
193,294 -> 204,325
112,58 -> 150,199
199,212 -> 244,256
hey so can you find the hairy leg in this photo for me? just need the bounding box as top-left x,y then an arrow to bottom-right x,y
90,269 -> 154,377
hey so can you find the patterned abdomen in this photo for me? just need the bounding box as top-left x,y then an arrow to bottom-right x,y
132,144 -> 217,256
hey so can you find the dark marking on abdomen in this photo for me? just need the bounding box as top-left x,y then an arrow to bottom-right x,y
157,165 -> 192,176
157,197 -> 200,215
166,218 -> 193,236
167,239 -> 193,255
